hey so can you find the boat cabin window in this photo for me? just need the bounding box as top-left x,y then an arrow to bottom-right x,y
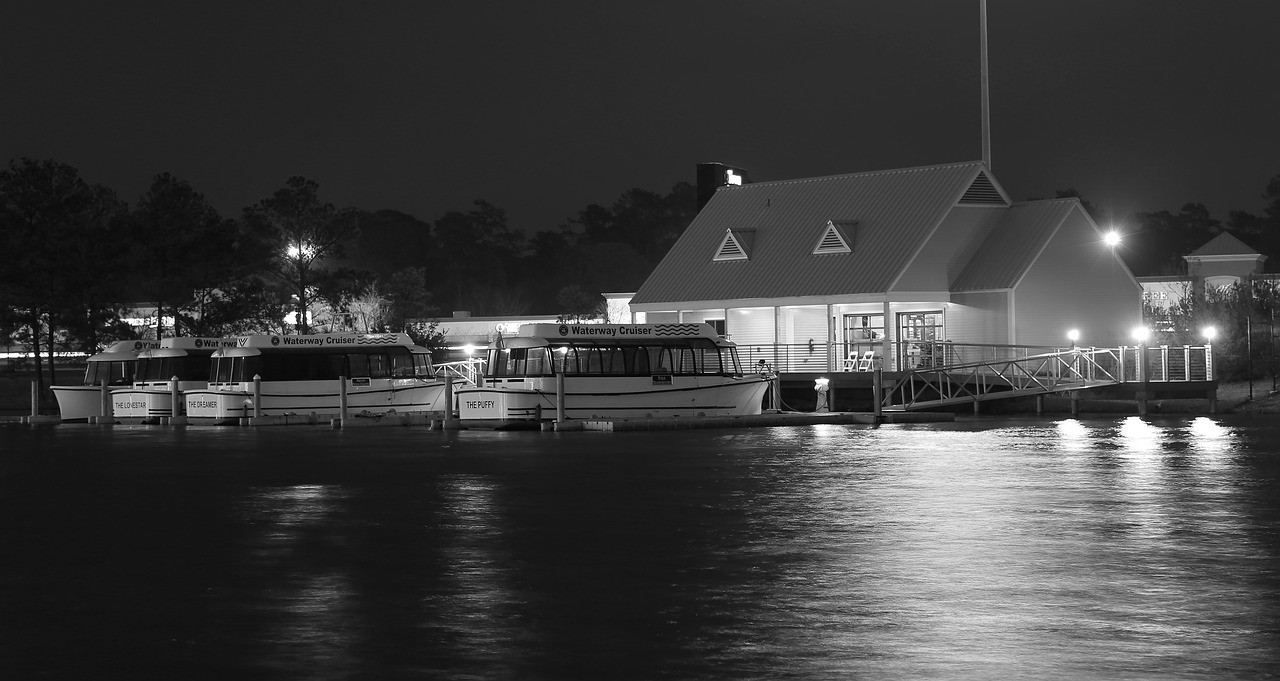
486,338 -> 744,378
488,347 -> 552,377
394,353 -> 434,378
135,355 -> 213,382
85,360 -> 134,386
347,353 -> 392,379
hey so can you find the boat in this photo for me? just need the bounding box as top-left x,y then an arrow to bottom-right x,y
50,339 -> 160,421
111,337 -> 238,421
183,332 -> 454,423
456,323 -> 774,429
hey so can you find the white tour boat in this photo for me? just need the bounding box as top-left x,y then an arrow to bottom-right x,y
51,339 -> 160,421
111,337 -> 238,421
456,323 -> 774,429
183,332 -> 454,422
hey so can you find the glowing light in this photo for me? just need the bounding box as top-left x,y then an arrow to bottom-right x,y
814,377 -> 830,387
287,241 -> 315,259
1067,329 -> 1080,343
462,345 -> 476,356
1131,326 -> 1150,343
1202,327 -> 1217,342
1104,230 -> 1121,246
725,170 -> 742,186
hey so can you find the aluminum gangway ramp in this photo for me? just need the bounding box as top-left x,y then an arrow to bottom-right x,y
881,348 -> 1122,412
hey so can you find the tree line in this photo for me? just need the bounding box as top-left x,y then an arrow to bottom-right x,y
0,157 -> 696,394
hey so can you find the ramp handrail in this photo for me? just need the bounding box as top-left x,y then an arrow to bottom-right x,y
882,347 -> 1125,411
437,358 -> 486,386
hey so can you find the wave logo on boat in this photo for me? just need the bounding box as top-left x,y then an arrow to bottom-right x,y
651,324 -> 704,337
270,336 -> 280,346
558,325 -> 570,336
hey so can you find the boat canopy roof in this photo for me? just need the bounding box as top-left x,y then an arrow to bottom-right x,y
226,333 -> 418,349
517,323 -> 723,341
139,348 -> 193,359
86,340 -> 159,362
495,337 -> 552,350
157,337 -> 238,350
211,347 -> 262,358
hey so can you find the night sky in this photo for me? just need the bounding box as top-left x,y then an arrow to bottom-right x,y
4,1 -> 1278,234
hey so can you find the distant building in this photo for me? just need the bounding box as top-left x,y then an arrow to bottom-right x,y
628,161 -> 1144,371
1140,231 -> 1278,312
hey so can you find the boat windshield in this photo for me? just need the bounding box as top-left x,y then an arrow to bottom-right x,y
85,359 -> 135,386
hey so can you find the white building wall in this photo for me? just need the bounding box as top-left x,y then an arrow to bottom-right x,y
727,308 -> 776,346
947,293 -> 1010,345
893,206 -> 1005,292
1014,210 -> 1143,347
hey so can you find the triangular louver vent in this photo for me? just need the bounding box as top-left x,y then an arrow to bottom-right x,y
959,171 -> 1007,204
813,220 -> 853,255
713,229 -> 748,261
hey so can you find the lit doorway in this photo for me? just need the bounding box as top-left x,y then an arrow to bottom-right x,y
898,311 -> 943,369
842,314 -> 883,370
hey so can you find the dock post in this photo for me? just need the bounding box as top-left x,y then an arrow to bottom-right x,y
556,372 -> 566,423
253,375 -> 262,418
339,376 -> 348,420
872,369 -> 883,421
1036,394 -> 1044,416
33,380 -> 41,417
171,376 -> 180,418
443,376 -> 454,419
1070,390 -> 1079,417
101,380 -> 112,420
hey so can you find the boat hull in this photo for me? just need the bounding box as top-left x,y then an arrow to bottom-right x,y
457,375 -> 773,429
51,385 -> 117,421
184,378 -> 453,422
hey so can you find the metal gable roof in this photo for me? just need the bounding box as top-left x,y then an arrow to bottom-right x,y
631,161 -> 988,305
951,199 -> 1077,291
1186,231 -> 1262,258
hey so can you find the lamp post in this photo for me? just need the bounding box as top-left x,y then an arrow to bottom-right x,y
1203,326 -> 1218,413
1132,326 -> 1150,415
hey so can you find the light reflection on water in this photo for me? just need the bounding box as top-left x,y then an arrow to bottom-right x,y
1,417 -> 1278,679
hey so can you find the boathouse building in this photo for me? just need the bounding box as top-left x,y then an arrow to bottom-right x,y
628,161 -> 1144,373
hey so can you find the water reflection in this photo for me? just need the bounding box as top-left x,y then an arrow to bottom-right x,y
235,484 -> 360,674
2,418 -> 1277,679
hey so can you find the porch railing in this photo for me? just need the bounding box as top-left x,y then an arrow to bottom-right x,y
734,342 -> 1215,381
737,341 -> 1065,374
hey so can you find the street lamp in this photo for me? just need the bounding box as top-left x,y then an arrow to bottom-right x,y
1104,230 -> 1121,247
1067,329 -> 1080,348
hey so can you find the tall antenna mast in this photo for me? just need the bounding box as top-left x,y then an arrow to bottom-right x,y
980,0 -> 991,169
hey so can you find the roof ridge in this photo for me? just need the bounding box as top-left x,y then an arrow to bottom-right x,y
726,160 -> 985,189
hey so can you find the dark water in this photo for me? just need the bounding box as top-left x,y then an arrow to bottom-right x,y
2,416 -> 1279,680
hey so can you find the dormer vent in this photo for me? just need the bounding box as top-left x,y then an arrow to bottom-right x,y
813,220 -> 854,255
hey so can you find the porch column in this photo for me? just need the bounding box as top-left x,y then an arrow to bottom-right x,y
882,300 -> 892,371
826,304 -> 835,372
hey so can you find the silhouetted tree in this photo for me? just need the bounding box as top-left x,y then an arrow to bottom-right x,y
244,177 -> 357,333
0,158 -> 127,396
430,200 -> 524,313
128,172 -> 239,337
